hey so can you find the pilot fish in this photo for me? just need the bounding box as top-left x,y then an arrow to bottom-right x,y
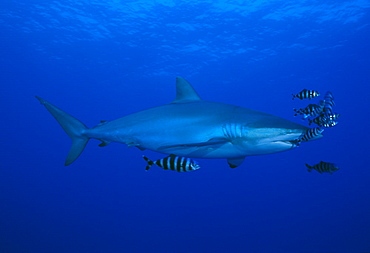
308,113 -> 340,127
323,91 -> 335,114
305,161 -> 339,175
293,100 -> 325,118
143,154 -> 200,172
292,89 -> 320,100
296,127 -> 324,143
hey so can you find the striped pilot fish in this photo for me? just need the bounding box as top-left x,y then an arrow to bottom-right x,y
308,113 -> 340,127
142,154 -> 200,172
293,100 -> 325,118
305,161 -> 339,175
323,91 -> 335,114
292,89 -> 320,100
295,127 -> 324,144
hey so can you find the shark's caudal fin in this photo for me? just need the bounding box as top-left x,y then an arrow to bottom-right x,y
35,96 -> 89,166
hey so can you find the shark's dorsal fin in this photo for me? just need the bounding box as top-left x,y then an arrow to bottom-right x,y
172,77 -> 202,103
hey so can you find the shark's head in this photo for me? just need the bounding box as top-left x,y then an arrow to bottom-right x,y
240,126 -> 310,155
222,110 -> 317,156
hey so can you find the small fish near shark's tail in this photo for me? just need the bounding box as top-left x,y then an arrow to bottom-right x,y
142,156 -> 155,170
35,96 -> 89,166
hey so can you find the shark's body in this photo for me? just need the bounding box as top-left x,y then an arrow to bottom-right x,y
36,77 -> 320,168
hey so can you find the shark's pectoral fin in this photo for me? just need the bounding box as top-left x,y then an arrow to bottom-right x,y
158,138 -> 229,150
227,157 -> 246,168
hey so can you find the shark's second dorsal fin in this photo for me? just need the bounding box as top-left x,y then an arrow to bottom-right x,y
172,77 -> 202,103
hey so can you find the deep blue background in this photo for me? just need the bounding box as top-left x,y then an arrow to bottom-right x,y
1,1 -> 370,252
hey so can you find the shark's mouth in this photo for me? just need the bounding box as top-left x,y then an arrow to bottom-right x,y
247,128 -> 306,141
274,140 -> 300,149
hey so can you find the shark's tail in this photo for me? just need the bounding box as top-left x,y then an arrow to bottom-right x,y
36,96 -> 89,166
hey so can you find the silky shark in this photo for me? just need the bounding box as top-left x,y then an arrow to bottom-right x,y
36,77 -> 321,168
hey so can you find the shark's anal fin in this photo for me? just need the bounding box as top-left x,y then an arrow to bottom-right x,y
158,138 -> 228,150
98,140 -> 111,147
227,157 -> 246,168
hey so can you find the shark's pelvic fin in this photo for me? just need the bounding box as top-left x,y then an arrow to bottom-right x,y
227,157 -> 246,168
172,77 -> 202,103
35,96 -> 89,166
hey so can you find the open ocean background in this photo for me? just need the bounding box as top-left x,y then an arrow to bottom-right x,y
1,1 -> 370,252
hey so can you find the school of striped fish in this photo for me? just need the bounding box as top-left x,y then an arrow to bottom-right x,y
142,88 -> 340,174
292,89 -> 340,174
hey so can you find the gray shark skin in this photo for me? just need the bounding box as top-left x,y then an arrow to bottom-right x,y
36,77 -> 320,168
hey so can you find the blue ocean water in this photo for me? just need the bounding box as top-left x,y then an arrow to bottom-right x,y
1,1 -> 370,252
